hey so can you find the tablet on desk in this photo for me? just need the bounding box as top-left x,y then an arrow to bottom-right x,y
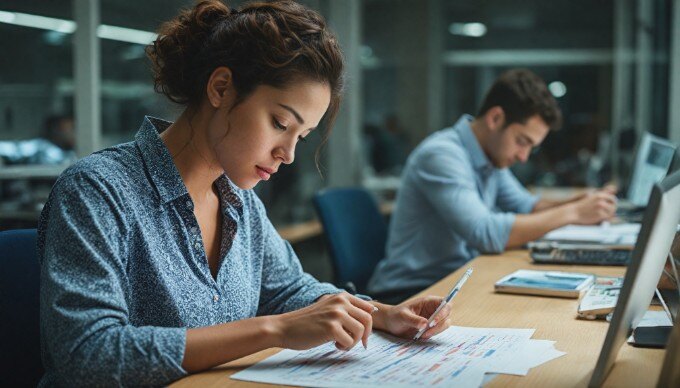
495,269 -> 595,298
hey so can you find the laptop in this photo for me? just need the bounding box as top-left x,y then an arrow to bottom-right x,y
530,132 -> 676,266
617,132 -> 676,217
530,222 -> 640,266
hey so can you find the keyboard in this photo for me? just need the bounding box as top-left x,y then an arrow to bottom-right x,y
616,207 -> 645,223
530,243 -> 633,266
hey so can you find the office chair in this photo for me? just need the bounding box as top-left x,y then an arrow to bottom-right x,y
0,229 -> 42,386
313,188 -> 387,294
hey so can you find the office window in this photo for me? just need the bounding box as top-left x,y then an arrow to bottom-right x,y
99,0 -> 191,146
362,0 -> 672,187
0,2 -> 75,230
0,1 -> 73,142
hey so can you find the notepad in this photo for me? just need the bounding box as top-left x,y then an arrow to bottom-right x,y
495,269 -> 595,298
577,276 -> 624,319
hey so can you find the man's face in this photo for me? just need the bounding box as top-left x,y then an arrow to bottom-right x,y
487,114 -> 549,169
54,118 -> 75,150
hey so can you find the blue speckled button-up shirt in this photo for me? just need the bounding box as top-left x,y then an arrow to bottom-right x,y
368,115 -> 538,294
38,116 -> 340,386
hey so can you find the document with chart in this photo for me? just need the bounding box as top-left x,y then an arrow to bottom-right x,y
231,326 -> 565,387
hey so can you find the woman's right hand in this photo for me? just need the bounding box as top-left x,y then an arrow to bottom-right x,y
272,292 -> 376,351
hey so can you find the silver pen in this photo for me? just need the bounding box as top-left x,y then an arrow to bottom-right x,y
413,267 -> 473,340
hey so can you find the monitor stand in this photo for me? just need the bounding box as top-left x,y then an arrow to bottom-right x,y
630,252 -> 679,348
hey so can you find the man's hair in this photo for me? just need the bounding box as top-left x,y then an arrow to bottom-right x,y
476,69 -> 562,130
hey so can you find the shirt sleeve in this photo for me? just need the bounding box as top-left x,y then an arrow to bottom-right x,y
253,196 -> 341,315
412,146 -> 515,253
39,171 -> 187,386
495,168 -> 538,214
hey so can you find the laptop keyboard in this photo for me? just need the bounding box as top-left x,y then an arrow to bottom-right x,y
531,248 -> 632,266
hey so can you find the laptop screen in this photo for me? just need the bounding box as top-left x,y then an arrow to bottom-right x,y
627,132 -> 677,207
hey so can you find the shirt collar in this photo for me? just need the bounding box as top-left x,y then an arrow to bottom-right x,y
135,116 -> 246,211
454,114 -> 494,173
135,116 -> 189,204
215,174 -> 244,218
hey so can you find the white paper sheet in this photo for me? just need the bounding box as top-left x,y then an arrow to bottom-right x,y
543,223 -> 640,245
486,339 -> 566,375
635,310 -> 674,327
232,326 -> 564,388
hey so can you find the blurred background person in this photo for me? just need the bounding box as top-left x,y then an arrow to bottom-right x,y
0,114 -> 76,165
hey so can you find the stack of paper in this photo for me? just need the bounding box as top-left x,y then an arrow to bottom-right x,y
231,326 -> 565,387
543,223 -> 640,245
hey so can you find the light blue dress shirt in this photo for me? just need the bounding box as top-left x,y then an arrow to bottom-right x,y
38,116 -> 340,386
368,115 -> 538,294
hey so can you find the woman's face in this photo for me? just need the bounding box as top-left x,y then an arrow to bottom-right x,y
207,80 -> 331,190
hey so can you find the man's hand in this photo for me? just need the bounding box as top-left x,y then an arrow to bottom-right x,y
569,190 -> 617,225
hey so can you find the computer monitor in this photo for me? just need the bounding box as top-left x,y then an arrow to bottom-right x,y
589,170 -> 680,387
670,149 -> 680,174
626,132 -> 676,207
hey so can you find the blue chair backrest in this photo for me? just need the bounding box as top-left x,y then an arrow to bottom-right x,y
313,188 -> 387,293
0,229 -> 42,386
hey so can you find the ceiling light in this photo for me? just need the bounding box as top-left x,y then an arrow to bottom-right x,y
548,81 -> 567,98
0,10 -> 157,45
1,11 -> 75,33
0,10 -> 16,23
360,45 -> 374,59
97,25 -> 156,46
449,22 -> 487,38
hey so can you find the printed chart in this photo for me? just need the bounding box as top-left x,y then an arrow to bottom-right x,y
232,326 -> 564,387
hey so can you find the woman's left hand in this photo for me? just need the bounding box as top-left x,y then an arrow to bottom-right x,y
378,296 -> 452,340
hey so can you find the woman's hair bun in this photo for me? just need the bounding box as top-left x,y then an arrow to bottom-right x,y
146,0 -> 344,140
146,1 -> 236,104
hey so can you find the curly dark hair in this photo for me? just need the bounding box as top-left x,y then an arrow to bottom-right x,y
477,69 -> 562,131
146,0 -> 344,141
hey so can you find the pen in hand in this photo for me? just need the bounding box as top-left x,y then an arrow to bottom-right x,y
413,267 -> 473,341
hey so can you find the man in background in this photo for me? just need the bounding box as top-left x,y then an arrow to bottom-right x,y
368,69 -> 617,303
0,114 -> 75,165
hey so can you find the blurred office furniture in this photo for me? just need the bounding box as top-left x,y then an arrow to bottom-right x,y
313,188 -> 387,294
0,229 -> 42,386
0,139 -> 76,166
277,198 -> 393,284
363,115 -> 411,175
0,164 -> 67,231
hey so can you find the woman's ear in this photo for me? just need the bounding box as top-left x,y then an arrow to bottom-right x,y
206,67 -> 235,109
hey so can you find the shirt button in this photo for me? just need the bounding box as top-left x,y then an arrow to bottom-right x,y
194,242 -> 201,250
213,295 -> 219,302
186,200 -> 192,209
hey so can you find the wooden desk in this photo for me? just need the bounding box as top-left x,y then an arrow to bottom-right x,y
171,251 -> 665,387
415,252 -> 664,388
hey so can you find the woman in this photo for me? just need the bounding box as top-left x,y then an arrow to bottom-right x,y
39,1 -> 452,385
